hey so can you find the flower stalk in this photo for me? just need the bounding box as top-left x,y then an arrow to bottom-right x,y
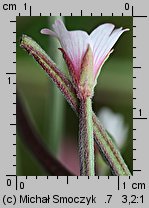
79,97 -> 94,175
20,35 -> 131,176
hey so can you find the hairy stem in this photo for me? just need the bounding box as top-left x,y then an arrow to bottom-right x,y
93,114 -> 131,175
20,35 -> 131,176
79,97 -> 94,176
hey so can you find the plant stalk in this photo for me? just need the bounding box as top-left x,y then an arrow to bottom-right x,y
79,97 -> 94,176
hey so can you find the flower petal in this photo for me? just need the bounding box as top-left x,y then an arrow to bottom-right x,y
90,24 -> 129,78
61,30 -> 89,78
99,28 -> 129,62
90,23 -> 115,77
40,28 -> 57,37
42,20 -> 89,78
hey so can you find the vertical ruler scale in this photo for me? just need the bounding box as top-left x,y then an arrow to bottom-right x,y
132,5 -> 148,177
0,0 -> 149,207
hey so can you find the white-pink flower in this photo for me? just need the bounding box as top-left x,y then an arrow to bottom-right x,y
41,20 -> 129,89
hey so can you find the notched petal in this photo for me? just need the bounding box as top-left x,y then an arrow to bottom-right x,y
40,28 -> 57,37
